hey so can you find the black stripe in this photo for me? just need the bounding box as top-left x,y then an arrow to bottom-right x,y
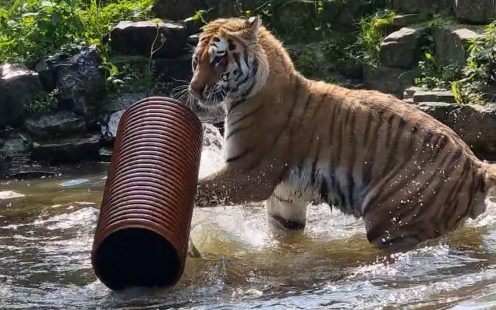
346,112 -> 357,207
229,103 -> 264,126
226,147 -> 255,163
320,176 -> 329,202
363,133 -> 417,211
226,125 -> 251,140
272,78 -> 302,144
228,99 -> 245,114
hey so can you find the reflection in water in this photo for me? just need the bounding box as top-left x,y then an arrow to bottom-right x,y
1,152 -> 496,308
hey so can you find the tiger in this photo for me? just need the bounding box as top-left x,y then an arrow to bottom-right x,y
188,16 -> 496,252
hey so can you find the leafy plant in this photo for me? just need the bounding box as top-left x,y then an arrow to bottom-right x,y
346,9 -> 395,66
26,89 -> 59,116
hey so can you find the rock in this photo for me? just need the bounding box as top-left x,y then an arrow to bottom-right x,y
433,25 -> 484,68
0,64 -> 44,127
392,0 -> 452,14
99,147 -> 113,162
152,0 -> 252,20
56,46 -> 107,119
99,93 -> 147,116
380,27 -> 426,69
35,52 -> 71,91
417,102 -> 496,159
100,110 -> 125,142
391,14 -> 430,29
154,54 -> 193,86
451,103 -> 496,159
24,111 -> 86,140
0,133 -> 32,178
417,101 -> 459,121
99,92 -> 146,114
364,65 -> 415,96
454,0 -> 496,24
403,86 -> 427,99
110,21 -> 188,59
152,0 -> 204,20
31,134 -> 101,163
413,90 -> 457,103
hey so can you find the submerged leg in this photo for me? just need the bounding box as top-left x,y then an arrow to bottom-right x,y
265,182 -> 310,233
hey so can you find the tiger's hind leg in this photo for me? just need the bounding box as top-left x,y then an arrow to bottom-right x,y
265,182 -> 311,234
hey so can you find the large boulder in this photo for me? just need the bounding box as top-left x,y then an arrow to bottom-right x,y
110,21 -> 188,59
392,0 -> 452,14
154,54 -> 193,86
24,111 -> 86,140
454,0 -> 496,24
417,102 -> 496,159
433,24 -> 484,68
152,0 -> 257,20
0,64 -> 44,127
56,46 -> 107,119
364,65 -> 415,96
380,27 -> 426,69
31,134 -> 101,163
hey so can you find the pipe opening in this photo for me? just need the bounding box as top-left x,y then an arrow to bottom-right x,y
93,228 -> 181,290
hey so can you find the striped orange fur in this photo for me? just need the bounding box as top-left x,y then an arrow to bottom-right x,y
190,17 -> 496,252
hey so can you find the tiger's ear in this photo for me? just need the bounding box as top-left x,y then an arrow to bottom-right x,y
245,16 -> 261,41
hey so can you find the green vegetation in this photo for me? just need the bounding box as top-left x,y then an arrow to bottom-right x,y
347,9 -> 395,66
415,21 -> 496,105
26,88 -> 59,115
0,0 -> 153,66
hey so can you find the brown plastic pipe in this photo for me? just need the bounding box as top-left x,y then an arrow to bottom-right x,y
91,97 -> 203,291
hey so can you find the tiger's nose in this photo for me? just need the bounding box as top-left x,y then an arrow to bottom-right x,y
189,81 -> 205,101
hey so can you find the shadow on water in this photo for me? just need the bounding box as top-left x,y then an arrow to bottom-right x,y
1,158 -> 496,308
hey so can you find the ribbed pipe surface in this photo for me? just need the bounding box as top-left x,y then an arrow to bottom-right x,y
91,97 -> 202,291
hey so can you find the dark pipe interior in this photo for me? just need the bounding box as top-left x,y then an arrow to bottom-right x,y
93,228 -> 181,291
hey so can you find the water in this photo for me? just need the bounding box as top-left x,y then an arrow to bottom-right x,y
1,145 -> 496,309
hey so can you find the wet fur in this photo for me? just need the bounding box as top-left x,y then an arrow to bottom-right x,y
191,17 -> 496,252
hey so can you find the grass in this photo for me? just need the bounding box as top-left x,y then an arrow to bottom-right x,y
0,0 -> 153,67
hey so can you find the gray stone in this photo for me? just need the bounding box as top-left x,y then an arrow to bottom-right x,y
0,133 -> 31,178
0,64 -> 44,127
56,46 -> 107,118
152,0 -> 254,20
364,65 -> 415,96
417,101 -> 459,121
100,110 -> 125,142
417,102 -> 496,159
392,0 -> 452,14
154,54 -> 192,86
413,90 -> 457,103
99,147 -> 113,162
34,52 -> 71,91
403,86 -> 427,99
454,0 -> 496,24
391,14 -> 430,29
110,21 -> 188,59
433,25 -> 484,68
152,0 -> 204,20
99,92 -> 146,114
24,111 -> 86,139
380,27 -> 426,69
31,134 -> 100,163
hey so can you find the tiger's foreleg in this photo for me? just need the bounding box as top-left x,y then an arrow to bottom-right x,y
265,181 -> 311,233
195,163 -> 285,207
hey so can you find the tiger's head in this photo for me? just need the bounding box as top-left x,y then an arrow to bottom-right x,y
189,16 -> 269,109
